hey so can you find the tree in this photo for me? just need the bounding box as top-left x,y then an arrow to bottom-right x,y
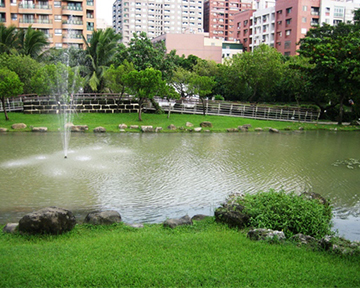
30,63 -> 84,97
188,74 -> 216,116
0,24 -> 18,55
0,53 -> 41,94
169,67 -> 194,98
83,28 -> 122,92
16,26 -> 49,59
0,68 -> 23,120
298,21 -> 360,124
103,60 -> 135,111
125,68 -> 167,121
227,45 -> 284,102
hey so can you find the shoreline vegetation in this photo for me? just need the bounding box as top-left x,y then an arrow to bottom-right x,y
0,112 -> 359,132
1,218 -> 360,287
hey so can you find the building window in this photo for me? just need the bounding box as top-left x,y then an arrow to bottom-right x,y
301,28 -> 307,34
286,18 -> 291,25
54,1 -> 61,8
55,29 -> 62,35
303,6 -> 307,11
55,43 -> 63,48
10,0 -> 16,5
302,17 -> 306,23
11,13 -> 17,20
285,29 -> 291,36
286,7 -> 292,14
55,15 -> 61,21
284,41 -> 291,49
334,6 -> 344,18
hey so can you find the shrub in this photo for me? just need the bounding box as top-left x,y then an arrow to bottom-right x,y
235,190 -> 333,239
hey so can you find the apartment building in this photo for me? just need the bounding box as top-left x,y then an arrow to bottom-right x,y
0,0 -> 96,49
203,0 -> 253,41
112,0 -> 204,45
235,0 -> 360,55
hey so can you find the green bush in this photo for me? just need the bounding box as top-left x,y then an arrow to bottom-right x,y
236,190 -> 333,239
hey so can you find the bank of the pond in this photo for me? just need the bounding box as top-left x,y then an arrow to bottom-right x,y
0,112 -> 359,132
1,219 -> 359,288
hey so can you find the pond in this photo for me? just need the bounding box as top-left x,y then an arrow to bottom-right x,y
0,131 -> 359,240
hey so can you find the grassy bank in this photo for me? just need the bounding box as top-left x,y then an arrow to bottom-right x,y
0,112 -> 359,132
1,218 -> 359,287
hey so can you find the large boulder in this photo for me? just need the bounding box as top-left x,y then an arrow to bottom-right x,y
163,215 -> 193,229
71,125 -> 88,132
93,126 -> 106,133
119,124 -> 128,129
11,123 -> 27,129
84,210 -> 122,225
167,124 -> 177,130
214,203 -> 250,228
0,128 -> 8,132
141,126 -> 154,132
18,207 -> 76,235
269,128 -> 279,133
32,127 -> 47,132
200,121 -> 213,128
247,228 -> 286,241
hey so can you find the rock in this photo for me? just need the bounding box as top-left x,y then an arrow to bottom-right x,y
200,121 -> 213,128
269,128 -> 279,133
0,128 -> 8,132
130,125 -> 139,129
11,123 -> 27,129
299,127 -> 304,130
300,192 -> 328,206
227,128 -> 238,132
84,210 -> 122,225
126,223 -> 144,228
32,127 -> 48,132
155,127 -> 163,132
291,233 -> 319,246
191,214 -> 209,221
167,124 -> 176,130
238,126 -> 248,132
242,124 -> 252,129
94,126 -> 106,133
163,215 -> 193,229
119,129 -> 126,132
18,207 -> 76,235
214,204 -> 250,229
255,128 -> 263,132
194,127 -> 202,132
3,223 -> 18,234
284,127 -> 292,131
71,125 -> 88,132
186,122 -> 193,127
141,125 -> 154,132
247,228 -> 286,241
119,124 -> 128,129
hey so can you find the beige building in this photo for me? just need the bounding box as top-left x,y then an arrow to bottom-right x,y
152,32 -> 242,63
0,0 -> 96,49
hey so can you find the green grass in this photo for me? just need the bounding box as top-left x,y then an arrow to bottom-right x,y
1,219 -> 359,287
0,112 -> 359,133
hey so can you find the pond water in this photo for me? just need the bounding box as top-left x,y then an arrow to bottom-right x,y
0,131 -> 359,240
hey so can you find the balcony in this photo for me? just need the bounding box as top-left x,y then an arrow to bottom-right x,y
20,19 -> 52,24
63,20 -> 83,25
19,4 -> 51,10
62,6 -> 83,11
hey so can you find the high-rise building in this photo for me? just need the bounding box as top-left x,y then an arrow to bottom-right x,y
235,0 -> 360,55
112,0 -> 204,45
0,0 -> 96,49
203,0 -> 253,41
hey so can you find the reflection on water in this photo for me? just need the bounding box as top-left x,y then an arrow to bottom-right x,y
0,131 -> 359,240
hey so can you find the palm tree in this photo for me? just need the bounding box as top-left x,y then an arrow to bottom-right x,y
16,26 -> 49,59
83,28 -> 122,92
0,24 -> 18,55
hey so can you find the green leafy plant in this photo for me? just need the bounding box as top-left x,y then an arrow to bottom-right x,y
236,190 -> 333,239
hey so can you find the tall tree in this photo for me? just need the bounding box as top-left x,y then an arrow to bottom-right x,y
125,68 -> 167,121
16,26 -> 49,59
228,44 -> 284,103
83,28 -> 122,92
0,68 -> 23,120
0,24 -> 18,55
298,21 -> 360,124
188,74 -> 216,116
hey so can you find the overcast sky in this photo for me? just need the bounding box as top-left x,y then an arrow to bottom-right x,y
96,0 -> 114,25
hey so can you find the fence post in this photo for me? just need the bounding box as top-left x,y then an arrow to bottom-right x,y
218,103 -> 220,115
230,103 -> 233,115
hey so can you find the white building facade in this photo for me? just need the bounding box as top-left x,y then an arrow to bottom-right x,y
113,0 -> 204,45
319,0 -> 360,25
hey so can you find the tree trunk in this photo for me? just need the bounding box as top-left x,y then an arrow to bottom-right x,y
138,99 -> 143,121
201,98 -> 206,116
1,97 -> 9,121
338,96 -> 345,125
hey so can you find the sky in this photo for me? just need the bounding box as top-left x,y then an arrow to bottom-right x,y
96,0 -> 115,25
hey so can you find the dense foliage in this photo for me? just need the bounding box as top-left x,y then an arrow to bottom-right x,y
237,190 -> 333,239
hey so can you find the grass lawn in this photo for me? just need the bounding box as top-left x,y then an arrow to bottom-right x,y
1,218 -> 359,287
0,112 -> 359,132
